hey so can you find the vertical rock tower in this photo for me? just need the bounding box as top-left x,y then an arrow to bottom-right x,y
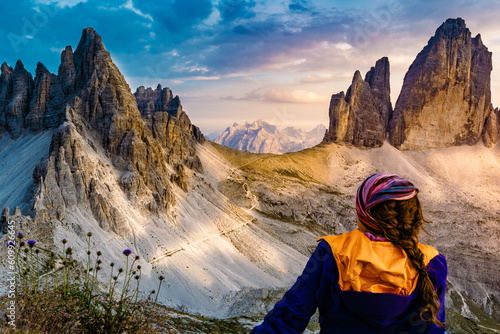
323,57 -> 392,148
389,18 -> 494,149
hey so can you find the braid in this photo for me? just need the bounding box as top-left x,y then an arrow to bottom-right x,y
368,196 -> 444,328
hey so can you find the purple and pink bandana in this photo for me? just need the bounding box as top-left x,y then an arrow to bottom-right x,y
356,173 -> 418,234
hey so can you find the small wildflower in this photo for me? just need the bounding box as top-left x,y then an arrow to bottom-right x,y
132,271 -> 136,275
113,276 -> 118,281
17,232 -> 24,239
35,249 -> 40,254
65,247 -> 72,255
50,252 -> 55,257
135,255 -> 140,260
96,266 -> 101,271
110,262 -> 115,267
27,240 -> 36,248
96,251 -> 102,256
159,275 -> 165,281
151,290 -> 156,294
137,265 -> 141,270
97,259 -> 102,264
20,241 -> 25,247
134,275 -> 140,280
61,238 -> 68,244
118,268 -> 123,273
22,256 -> 27,262
123,249 -> 132,256
23,248 -> 29,253
86,232 -> 93,237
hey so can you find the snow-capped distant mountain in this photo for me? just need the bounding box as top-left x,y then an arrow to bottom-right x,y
214,120 -> 326,153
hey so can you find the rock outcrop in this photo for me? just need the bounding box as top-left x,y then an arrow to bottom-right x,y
134,85 -> 204,168
483,106 -> 498,148
389,18 -> 493,149
26,63 -> 64,131
323,57 -> 392,148
0,61 -> 35,138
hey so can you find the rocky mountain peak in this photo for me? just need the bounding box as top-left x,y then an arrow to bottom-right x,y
323,56 -> 391,148
389,17 -> 493,149
1,62 -> 12,74
352,70 -> 363,84
0,27 -> 205,234
58,45 -> 75,95
215,120 -> 325,153
73,27 -> 111,91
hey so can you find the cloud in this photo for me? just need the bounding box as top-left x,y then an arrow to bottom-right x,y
120,0 -> 153,21
217,0 -> 256,22
135,0 -> 212,34
245,88 -> 329,103
300,73 -> 335,84
289,0 -> 309,12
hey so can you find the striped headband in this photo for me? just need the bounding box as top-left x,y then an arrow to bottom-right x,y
356,173 -> 418,234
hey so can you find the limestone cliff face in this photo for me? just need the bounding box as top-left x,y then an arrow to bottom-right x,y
323,57 -> 391,148
0,61 -> 35,138
0,28 -> 204,235
389,18 -> 493,149
134,85 -> 204,169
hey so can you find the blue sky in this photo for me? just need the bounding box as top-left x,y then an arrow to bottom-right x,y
1,0 -> 499,135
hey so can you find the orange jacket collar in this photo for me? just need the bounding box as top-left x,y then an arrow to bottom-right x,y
318,229 -> 439,296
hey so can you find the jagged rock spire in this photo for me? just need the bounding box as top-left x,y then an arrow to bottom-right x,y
389,18 -> 493,149
323,57 -> 392,148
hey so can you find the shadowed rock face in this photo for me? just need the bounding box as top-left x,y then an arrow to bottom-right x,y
389,18 -> 493,149
323,57 -> 392,148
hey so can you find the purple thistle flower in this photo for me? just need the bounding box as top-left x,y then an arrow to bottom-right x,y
159,275 -> 165,281
134,275 -> 140,280
135,255 -> 140,260
65,247 -> 72,255
27,240 -> 36,248
96,251 -> 102,256
86,232 -> 93,237
110,262 -> 115,267
97,259 -> 102,264
123,249 -> 132,256
20,241 -> 25,247
17,232 -> 24,239
118,268 -> 123,273
137,265 -> 141,270
96,266 -> 101,271
61,238 -> 68,244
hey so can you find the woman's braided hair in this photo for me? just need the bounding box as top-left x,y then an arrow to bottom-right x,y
368,195 -> 444,327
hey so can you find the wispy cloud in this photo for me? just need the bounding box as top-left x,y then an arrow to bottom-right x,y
244,88 -> 329,103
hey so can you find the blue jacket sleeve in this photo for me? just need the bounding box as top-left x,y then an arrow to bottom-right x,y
251,242 -> 327,334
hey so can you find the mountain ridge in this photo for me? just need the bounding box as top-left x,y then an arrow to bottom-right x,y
214,119 -> 326,154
